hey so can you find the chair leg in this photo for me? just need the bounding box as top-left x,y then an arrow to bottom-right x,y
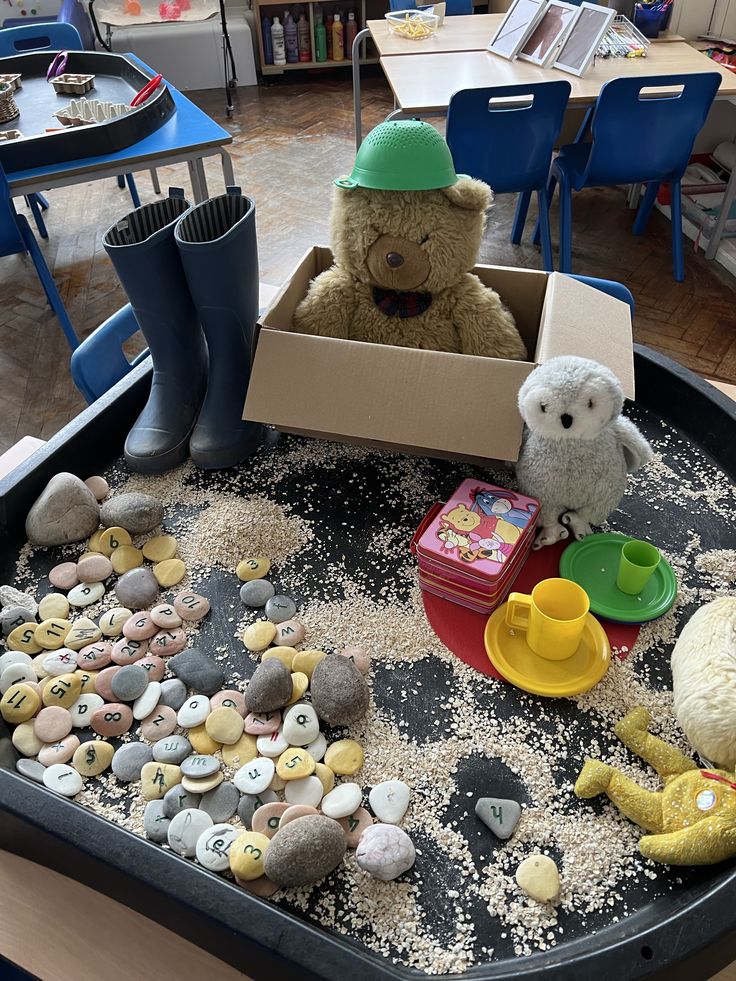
25,194 -> 48,240
125,173 -> 141,209
633,181 -> 661,236
532,172 -> 557,247
537,186 -> 554,272
116,175 -> 126,189
511,191 -> 532,245
19,220 -> 79,351
35,192 -> 50,211
670,179 -> 685,283
149,168 -> 161,195
558,174 -> 573,275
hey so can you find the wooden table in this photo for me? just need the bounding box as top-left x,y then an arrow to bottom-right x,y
367,12 -> 501,57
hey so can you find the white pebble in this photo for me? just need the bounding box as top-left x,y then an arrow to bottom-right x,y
284,775 -> 324,808
133,682 -> 162,721
69,693 -> 104,727
195,823 -> 241,872
256,727 -> 289,758
233,757 -> 275,795
0,662 -> 36,693
177,695 -> 211,728
369,780 -> 411,825
282,703 -> 320,746
68,582 -> 105,608
42,648 -> 77,676
42,763 -> 83,797
321,782 -> 362,819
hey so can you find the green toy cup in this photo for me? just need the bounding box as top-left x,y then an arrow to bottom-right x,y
616,540 -> 661,595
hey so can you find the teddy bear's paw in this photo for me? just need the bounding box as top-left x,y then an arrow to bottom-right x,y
561,511 -> 593,541
532,523 -> 569,549
574,760 -> 614,798
615,706 -> 651,741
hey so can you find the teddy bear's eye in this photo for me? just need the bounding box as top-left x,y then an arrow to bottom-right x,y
588,400 -> 594,409
540,404 -> 546,413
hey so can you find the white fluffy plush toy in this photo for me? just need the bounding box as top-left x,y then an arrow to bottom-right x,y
515,356 -> 653,548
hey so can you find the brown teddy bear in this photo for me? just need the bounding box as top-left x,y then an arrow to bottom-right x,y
292,121 -> 527,362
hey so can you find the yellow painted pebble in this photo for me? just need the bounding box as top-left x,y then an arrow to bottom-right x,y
188,723 -> 222,756
276,747 -> 315,781
99,527 -> 132,555
1,683 -> 41,723
12,720 -> 43,757
110,546 -> 144,575
75,670 -> 98,695
88,529 -> 105,553
181,771 -> 224,794
261,646 -> 295,670
236,558 -> 271,582
287,672 -> 309,705
324,739 -> 364,776
243,620 -> 277,652
153,559 -> 186,588
99,608 -> 132,637
34,618 -> 73,651
141,761 -> 182,800
7,623 -> 42,655
38,594 -> 70,621
205,707 -> 244,745
41,672 -> 82,709
229,831 -> 270,881
291,649 -> 327,679
72,740 -> 114,777
30,653 -> 49,679
64,617 -> 103,651
315,762 -> 335,796
221,732 -> 258,768
142,535 -> 178,562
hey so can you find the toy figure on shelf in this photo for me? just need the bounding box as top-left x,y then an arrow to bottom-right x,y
124,0 -> 141,14
159,1 -> 182,18
515,355 -> 652,549
575,708 -> 736,865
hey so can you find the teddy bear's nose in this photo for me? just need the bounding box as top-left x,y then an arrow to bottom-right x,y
561,414 -> 573,429
386,252 -> 405,268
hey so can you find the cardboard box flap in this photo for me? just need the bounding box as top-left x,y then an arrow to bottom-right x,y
536,274 -> 635,400
245,330 -> 535,461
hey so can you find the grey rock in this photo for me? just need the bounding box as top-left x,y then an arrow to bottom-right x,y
163,785 -> 202,818
240,579 -> 275,607
115,568 -> 159,610
16,758 -> 46,783
112,742 -> 153,782
168,648 -> 224,696
159,678 -> 187,711
265,595 -> 297,623
0,587 -> 38,615
237,790 -> 278,829
2,606 -> 36,636
310,654 -> 369,727
475,797 -> 522,841
25,473 -> 100,547
111,664 -> 149,702
264,814 -> 346,887
244,658 -> 292,714
199,780 -> 239,822
152,734 -> 192,765
167,807 -> 213,857
180,754 -> 220,778
100,493 -> 164,535
144,799 -> 171,843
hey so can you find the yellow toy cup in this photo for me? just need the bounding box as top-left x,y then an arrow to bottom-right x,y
616,539 -> 660,595
506,578 -> 590,661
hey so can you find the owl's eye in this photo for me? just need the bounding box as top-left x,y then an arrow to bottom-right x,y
540,404 -> 547,413
588,400 -> 594,409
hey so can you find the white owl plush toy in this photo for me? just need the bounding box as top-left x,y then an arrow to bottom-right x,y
515,356 -> 653,549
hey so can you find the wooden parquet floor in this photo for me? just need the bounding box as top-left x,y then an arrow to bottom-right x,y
1,71 -> 735,455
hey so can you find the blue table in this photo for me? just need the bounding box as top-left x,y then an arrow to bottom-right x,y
3,55 -> 234,204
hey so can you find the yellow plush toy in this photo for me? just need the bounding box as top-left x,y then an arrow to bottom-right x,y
293,121 -> 527,363
575,707 -> 736,865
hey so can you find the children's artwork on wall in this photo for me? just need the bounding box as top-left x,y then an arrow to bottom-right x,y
487,0 -> 549,61
552,1 -> 615,76
518,0 -> 580,66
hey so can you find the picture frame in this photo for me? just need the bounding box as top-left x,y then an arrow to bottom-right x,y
552,2 -> 616,77
518,0 -> 581,67
487,0 -> 549,62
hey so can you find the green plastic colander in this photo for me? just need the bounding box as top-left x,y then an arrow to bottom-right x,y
335,120 -> 458,191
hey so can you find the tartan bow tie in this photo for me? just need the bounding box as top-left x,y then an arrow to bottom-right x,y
372,286 -> 433,319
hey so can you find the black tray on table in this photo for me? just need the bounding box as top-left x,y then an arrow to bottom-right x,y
0,50 -> 174,172
0,345 -> 735,981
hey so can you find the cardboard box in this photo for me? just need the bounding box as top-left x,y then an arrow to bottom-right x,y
244,246 -> 635,464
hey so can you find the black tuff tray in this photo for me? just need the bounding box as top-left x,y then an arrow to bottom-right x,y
1,346 -> 735,981
0,50 -> 174,172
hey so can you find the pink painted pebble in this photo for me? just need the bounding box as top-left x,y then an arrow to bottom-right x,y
278,804 -> 318,829
91,702 -> 133,737
136,655 -> 166,682
252,801 -> 290,838
49,562 -> 79,591
34,706 -> 73,742
337,807 -> 373,847
84,476 -> 109,501
140,704 -> 177,740
149,604 -> 182,630
341,646 -> 371,676
274,620 -> 305,647
148,628 -> 187,656
211,690 -> 246,716
173,592 -> 210,622
244,711 -> 281,736
38,733 -> 80,766
76,642 -> 112,670
123,612 -> 158,641
76,554 -> 113,584
94,665 -> 122,701
111,637 -> 148,665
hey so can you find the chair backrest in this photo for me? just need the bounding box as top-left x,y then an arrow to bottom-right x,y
446,81 -> 571,193
0,21 -> 83,57
388,0 -> 473,15
581,73 -> 722,188
0,160 -> 26,259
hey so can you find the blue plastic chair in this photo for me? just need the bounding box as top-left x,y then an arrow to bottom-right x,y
546,72 -> 721,282
71,304 -> 148,402
446,81 -> 571,271
389,0 -> 473,15
0,159 -> 78,349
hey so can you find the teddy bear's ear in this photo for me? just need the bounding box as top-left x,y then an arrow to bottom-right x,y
441,177 -> 493,212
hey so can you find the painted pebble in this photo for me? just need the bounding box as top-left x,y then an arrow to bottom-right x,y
172,592 -> 210,622
265,595 -> 297,624
263,815 -> 345,888
76,642 -> 112,670
34,705 -> 73,742
237,790 -> 278,829
2,609 -> 36,639
100,493 -> 163,536
69,693 -> 104,728
274,619 -> 305,647
76,670 -> 98,695
163,785 -> 202,818
111,637 -> 148,665
67,582 -> 105,608
38,734 -> 80,766
244,710 -> 281,736
305,732 -> 327,764
123,612 -> 158,641
0,651 -> 32,672
199,781 -> 240,823
43,763 -> 83,797
90,702 -> 133,737
153,734 -> 192,765
230,831 -> 270,881
144,800 -> 171,844
277,747 -> 315,781
0,662 -> 36,693
110,546 -> 144,575
141,705 -> 178,741
136,656 -> 166,682
115,568 -> 159,610
112,742 -> 153,782
38,594 -> 70,621
252,801 -> 290,838
99,526 -> 133,555
141,761 -> 182,800
341,646 -> 371,675
49,562 -> 79,591
242,620 -> 277,653
64,619 -> 102,651
261,647 -> 296,671
168,649 -> 224,696
153,559 -> 186,588
205,707 -> 244,745
220,732 -> 258,769
6,624 -> 41,655
149,603 -> 182,630
369,780 -> 410,825
111,664 -> 149,701
236,557 -> 271,582
84,475 -> 109,500
515,854 -> 560,903
34,618 -> 72,651
278,804 -> 318,829
475,797 -> 522,841
324,739 -> 364,776
256,727 -> 289,759
356,824 -> 416,882
180,754 -> 220,778
42,673 -> 82,708
148,628 -> 187,657
42,648 -> 78,676
233,757 -> 275,795
177,695 -> 211,728
99,608 -> 132,637
321,783 -> 363,819
16,759 -> 46,783
211,689 -> 246,716
76,554 -> 113,584
142,535 -> 178,563
72,740 -> 114,777
283,775 -> 324,808
133,681 -> 162,721
245,659 -> 292,714
337,807 -> 373,848
239,579 -> 275,607
167,807 -> 213,857
195,822 -> 240,872
291,649 -> 327,679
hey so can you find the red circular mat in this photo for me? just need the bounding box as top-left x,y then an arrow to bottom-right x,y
422,540 -> 640,678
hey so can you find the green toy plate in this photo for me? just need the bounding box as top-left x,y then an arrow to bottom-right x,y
559,533 -> 677,623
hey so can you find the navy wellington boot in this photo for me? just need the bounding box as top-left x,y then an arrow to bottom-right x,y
103,191 -> 208,473
175,187 -> 263,470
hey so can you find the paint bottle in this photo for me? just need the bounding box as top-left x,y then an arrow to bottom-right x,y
332,12 -> 344,61
345,10 -> 357,58
297,12 -> 311,61
285,12 -> 299,62
262,15 -> 273,64
314,5 -> 327,62
271,15 -> 286,66
326,13 -> 333,59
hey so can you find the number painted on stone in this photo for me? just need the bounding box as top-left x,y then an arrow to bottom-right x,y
104,711 -> 122,722
50,680 -> 71,699
491,805 -> 503,823
9,690 -> 27,707
242,844 -> 262,860
284,755 -> 302,769
348,816 -> 359,832
86,747 -> 97,765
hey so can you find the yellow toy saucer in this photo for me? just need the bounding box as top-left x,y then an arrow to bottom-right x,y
484,602 -> 611,697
